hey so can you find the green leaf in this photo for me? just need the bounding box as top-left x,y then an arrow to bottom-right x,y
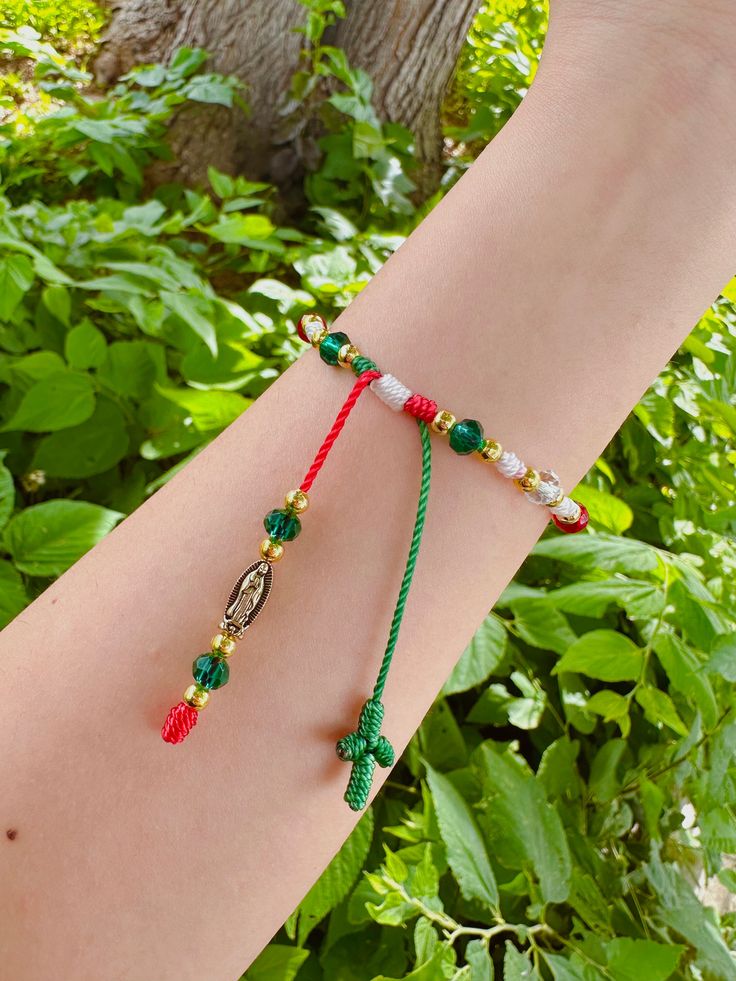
465,938 -> 494,981
97,341 -> 161,399
634,686 -> 688,737
3,500 -> 123,577
293,809 -> 373,945
476,744 -> 571,903
442,615 -> 506,694
609,932 -> 686,981
510,597 -> 577,654
424,764 -> 498,909
588,739 -> 628,802
533,532 -> 659,575
548,579 -> 664,620
65,320 -> 107,369
537,736 -> 581,800
504,942 -> 539,980
161,291 -> 218,357
542,952 -> 595,981
33,399 -> 130,478
637,849 -> 736,981
585,690 -> 630,728
0,450 -> 15,532
0,254 -> 34,321
2,371 -> 95,433
706,635 -> 736,682
572,484 -> 633,534
42,285 -> 71,326
207,166 -> 235,199
0,560 -> 28,628
156,385 -> 249,432
202,214 -> 276,244
553,631 -> 642,682
653,632 -> 718,728
242,944 -> 309,981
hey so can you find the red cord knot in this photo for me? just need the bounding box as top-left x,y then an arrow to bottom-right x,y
404,393 -> 437,423
162,702 -> 199,744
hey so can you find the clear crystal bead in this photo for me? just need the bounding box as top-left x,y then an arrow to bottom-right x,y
527,469 -> 561,505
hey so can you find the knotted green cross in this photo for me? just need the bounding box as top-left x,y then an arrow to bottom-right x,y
336,698 -> 395,811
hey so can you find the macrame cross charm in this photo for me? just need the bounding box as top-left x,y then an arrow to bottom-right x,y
336,698 -> 395,811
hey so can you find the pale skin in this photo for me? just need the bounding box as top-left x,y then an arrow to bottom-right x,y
2,2 -> 736,978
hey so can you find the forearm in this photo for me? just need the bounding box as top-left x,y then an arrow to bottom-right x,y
2,8 -> 735,980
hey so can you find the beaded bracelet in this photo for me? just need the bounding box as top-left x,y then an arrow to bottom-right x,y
161,313 -> 589,813
298,313 -> 589,534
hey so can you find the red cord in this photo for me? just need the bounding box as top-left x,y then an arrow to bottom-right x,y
300,370 -> 381,493
404,393 -> 437,423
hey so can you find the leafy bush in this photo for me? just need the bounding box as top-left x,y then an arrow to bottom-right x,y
1,6 -> 735,981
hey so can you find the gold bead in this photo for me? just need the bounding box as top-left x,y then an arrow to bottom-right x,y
212,632 -> 237,656
516,468 -> 541,493
431,410 -> 456,435
301,313 -> 328,347
285,488 -> 309,514
184,684 -> 210,710
260,538 -> 284,562
477,439 -> 503,463
337,343 -> 360,367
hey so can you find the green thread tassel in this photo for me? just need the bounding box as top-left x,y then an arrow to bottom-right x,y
336,419 -> 432,811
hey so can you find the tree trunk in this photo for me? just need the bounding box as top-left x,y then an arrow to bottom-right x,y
332,0 -> 478,193
94,0 -> 477,195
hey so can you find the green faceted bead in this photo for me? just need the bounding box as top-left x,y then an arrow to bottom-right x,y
264,508 -> 301,542
319,331 -> 350,366
449,418 -> 484,454
192,654 -> 230,690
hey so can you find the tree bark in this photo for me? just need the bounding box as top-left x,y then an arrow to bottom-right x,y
94,0 -> 477,194
332,0 -> 478,192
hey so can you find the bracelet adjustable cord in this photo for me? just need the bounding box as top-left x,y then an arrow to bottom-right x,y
336,417 -> 431,810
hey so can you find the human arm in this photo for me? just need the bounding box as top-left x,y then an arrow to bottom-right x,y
2,3 -> 736,979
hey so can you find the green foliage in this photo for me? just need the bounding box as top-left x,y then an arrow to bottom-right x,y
2,5 -> 736,981
2,0 -> 104,53
445,1 -> 547,172
0,28 -> 404,613
281,0 -> 417,224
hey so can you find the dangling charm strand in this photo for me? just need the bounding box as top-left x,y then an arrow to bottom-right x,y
161,361 -> 381,746
336,418 -> 433,811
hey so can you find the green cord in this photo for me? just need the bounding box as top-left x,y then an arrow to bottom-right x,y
336,419 -> 432,811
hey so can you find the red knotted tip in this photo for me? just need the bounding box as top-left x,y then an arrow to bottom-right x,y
162,702 -> 199,744
404,393 -> 438,424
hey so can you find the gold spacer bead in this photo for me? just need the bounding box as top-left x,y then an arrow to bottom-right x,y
302,313 -> 328,348
212,632 -> 237,657
431,410 -> 456,435
285,488 -> 309,514
337,343 -> 360,367
184,684 -> 210,710
516,468 -> 541,493
546,491 -> 565,508
260,538 -> 284,562
477,439 -> 503,463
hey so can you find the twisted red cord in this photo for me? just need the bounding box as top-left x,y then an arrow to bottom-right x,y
404,393 -> 437,423
300,370 -> 381,493
162,701 -> 199,744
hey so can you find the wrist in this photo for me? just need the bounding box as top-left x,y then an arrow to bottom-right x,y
540,0 -> 736,122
